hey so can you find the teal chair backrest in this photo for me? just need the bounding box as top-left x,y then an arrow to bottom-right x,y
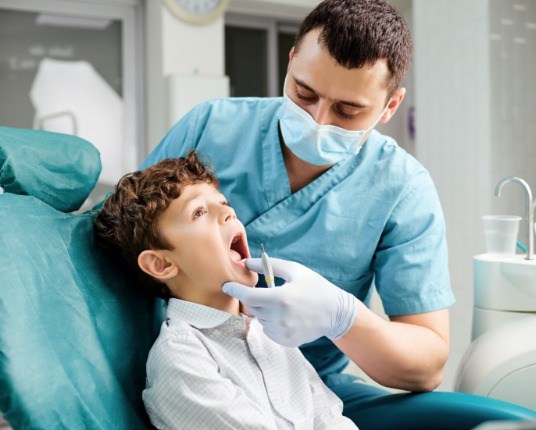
0,127 -> 159,429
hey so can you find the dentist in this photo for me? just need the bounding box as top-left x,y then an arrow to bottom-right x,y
141,0 -> 457,427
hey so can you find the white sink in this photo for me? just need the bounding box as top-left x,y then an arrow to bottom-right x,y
474,254 -> 536,312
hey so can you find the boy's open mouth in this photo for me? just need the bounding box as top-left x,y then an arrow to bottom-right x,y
229,233 -> 249,262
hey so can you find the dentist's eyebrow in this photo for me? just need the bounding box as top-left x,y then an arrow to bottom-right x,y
294,77 -> 368,109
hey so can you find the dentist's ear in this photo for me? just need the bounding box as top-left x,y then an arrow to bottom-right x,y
287,47 -> 295,71
380,87 -> 406,124
138,250 -> 179,281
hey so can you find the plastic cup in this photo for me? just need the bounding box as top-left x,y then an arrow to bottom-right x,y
482,215 -> 521,255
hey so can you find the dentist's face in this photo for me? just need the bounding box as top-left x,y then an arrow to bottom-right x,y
285,28 -> 405,132
158,183 -> 258,295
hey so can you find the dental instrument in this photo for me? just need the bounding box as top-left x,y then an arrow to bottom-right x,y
494,177 -> 534,260
260,244 -> 275,288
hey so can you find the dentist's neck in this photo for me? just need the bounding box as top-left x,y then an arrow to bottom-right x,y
280,136 -> 333,194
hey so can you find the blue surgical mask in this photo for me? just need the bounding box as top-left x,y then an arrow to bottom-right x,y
277,89 -> 389,166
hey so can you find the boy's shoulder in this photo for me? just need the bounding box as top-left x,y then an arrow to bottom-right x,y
148,319 -> 205,360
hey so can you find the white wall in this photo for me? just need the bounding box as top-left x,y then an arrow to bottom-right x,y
413,0 -> 536,391
145,1 -> 230,151
377,0 -> 415,156
413,0 -> 493,391
488,0 -> 536,241
229,0 -> 318,20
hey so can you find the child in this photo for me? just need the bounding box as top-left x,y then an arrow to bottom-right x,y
94,151 -> 357,430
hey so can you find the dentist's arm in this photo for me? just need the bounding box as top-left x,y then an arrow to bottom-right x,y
333,304 -> 449,392
223,257 -> 449,392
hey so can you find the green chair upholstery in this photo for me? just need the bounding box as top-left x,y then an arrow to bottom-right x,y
0,127 -> 159,429
0,126 -> 100,212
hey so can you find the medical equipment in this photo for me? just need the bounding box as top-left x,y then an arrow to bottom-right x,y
260,243 -> 275,288
1,127 -> 535,429
455,177 -> 536,411
482,215 -> 521,255
495,177 -> 534,260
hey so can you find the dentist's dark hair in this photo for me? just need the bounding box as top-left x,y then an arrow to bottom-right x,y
94,150 -> 218,299
294,0 -> 413,96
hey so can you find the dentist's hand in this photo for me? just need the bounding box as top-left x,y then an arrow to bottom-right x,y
222,258 -> 359,347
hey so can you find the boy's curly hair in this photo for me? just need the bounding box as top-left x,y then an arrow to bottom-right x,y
94,150 -> 218,299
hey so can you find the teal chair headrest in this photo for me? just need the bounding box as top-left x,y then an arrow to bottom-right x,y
0,126 -> 101,212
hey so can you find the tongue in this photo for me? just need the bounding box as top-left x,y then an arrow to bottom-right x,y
229,249 -> 242,262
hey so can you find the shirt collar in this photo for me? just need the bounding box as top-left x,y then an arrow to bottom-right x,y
166,298 -> 245,329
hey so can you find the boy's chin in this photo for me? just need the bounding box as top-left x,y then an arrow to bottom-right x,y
232,271 -> 258,288
240,271 -> 259,288
221,270 -> 258,289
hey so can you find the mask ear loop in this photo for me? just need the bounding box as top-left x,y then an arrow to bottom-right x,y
353,100 -> 391,152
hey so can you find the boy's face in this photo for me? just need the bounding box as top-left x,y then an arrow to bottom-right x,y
157,182 -> 258,297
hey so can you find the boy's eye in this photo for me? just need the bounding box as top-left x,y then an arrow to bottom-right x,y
221,201 -> 231,207
192,207 -> 207,219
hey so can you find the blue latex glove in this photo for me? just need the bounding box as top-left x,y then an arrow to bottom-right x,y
222,257 -> 359,347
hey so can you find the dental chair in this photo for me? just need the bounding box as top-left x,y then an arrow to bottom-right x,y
0,126 -> 158,429
0,126 -> 534,430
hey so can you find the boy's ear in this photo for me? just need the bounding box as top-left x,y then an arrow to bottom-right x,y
138,250 -> 179,281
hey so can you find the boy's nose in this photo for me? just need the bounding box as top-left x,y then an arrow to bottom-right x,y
220,206 -> 236,224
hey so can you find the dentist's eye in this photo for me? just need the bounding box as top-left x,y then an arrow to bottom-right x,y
296,92 -> 317,103
336,109 -> 357,120
192,207 -> 207,219
335,104 -> 360,120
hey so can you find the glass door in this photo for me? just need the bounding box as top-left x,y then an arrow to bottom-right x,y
225,13 -> 299,97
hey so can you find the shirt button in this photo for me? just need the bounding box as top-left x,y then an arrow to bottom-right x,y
273,396 -> 284,406
233,320 -> 242,328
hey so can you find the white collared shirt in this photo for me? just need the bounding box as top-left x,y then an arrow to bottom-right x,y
142,298 -> 358,430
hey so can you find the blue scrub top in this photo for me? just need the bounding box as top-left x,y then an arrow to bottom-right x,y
141,97 -> 455,379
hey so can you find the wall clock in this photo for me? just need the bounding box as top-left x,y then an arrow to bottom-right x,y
163,0 -> 229,25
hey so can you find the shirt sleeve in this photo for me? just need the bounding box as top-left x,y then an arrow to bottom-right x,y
373,170 -> 455,316
142,333 -> 277,430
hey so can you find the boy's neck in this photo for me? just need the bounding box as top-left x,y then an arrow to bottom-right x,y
171,286 -> 241,316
